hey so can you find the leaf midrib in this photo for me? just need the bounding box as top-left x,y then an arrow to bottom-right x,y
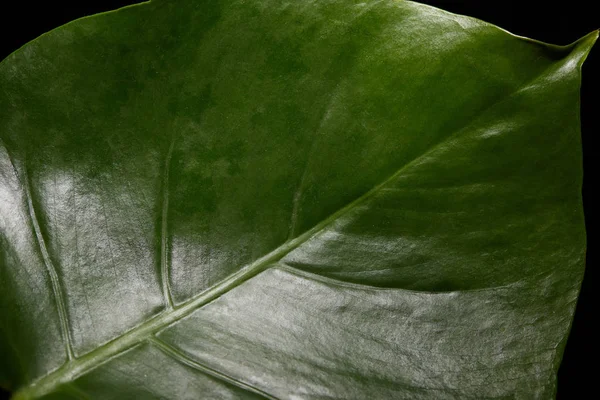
15,59 -> 561,399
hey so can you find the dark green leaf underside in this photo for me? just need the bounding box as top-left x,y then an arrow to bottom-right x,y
0,0 -> 596,399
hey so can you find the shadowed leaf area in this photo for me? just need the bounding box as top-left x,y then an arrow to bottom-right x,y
0,0 -> 596,398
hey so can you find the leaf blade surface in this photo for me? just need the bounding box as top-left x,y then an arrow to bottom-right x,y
0,0 -> 596,398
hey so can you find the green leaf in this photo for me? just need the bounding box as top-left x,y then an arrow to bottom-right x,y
0,0 -> 596,398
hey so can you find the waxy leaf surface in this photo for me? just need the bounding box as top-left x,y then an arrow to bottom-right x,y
0,0 -> 596,398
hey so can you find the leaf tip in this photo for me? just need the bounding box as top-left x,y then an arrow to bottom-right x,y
569,30 -> 599,66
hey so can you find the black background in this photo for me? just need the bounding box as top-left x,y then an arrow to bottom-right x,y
0,1 -> 596,399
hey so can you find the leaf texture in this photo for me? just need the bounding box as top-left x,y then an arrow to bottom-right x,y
0,0 -> 596,398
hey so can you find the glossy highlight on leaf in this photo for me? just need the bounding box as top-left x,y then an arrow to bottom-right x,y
0,0 -> 596,399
